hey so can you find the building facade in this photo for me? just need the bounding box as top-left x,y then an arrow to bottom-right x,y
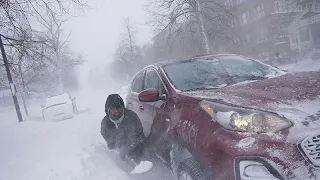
288,1 -> 320,61
222,0 -> 302,64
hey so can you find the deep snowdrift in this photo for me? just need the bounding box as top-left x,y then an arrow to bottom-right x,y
0,90 -> 131,180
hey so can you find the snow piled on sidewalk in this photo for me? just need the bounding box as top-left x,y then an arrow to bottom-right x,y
280,59 -> 320,72
0,89 -> 130,180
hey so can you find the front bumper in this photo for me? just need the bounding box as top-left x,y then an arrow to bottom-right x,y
207,129 -> 320,180
234,156 -> 283,180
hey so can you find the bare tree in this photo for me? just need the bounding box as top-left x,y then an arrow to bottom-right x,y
112,18 -> 143,81
0,0 -> 85,92
0,16 -> 83,115
146,0 -> 233,55
124,18 -> 137,62
0,0 -> 86,39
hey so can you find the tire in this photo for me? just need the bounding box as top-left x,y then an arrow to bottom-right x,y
178,158 -> 209,180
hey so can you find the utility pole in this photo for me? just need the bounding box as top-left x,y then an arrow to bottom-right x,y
0,34 -> 23,123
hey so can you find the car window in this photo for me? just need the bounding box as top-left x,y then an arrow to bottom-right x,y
144,69 -> 165,95
132,71 -> 145,93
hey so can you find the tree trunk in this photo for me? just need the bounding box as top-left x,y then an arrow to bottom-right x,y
19,64 -> 29,116
55,49 -> 63,93
21,92 -> 29,116
195,0 -> 210,55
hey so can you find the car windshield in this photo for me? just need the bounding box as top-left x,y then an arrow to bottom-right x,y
163,55 -> 283,91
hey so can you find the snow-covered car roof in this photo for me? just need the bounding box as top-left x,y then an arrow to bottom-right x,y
45,93 -> 71,107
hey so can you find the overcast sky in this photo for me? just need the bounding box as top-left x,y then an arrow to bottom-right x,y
65,0 -> 152,69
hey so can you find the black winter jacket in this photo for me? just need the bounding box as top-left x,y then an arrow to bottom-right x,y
100,109 -> 146,155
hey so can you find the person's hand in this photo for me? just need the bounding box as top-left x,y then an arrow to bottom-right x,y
119,151 -> 126,160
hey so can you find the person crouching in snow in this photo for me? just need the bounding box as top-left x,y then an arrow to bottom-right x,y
100,94 -> 153,174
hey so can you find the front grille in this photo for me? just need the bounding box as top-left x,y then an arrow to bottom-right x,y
300,134 -> 320,167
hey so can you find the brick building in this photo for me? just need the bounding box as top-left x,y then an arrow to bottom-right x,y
222,0 -> 302,64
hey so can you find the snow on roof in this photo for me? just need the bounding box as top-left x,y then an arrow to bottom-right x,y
45,93 -> 71,107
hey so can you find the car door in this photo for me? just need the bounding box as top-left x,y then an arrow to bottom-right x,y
141,68 -> 174,161
126,70 -> 146,127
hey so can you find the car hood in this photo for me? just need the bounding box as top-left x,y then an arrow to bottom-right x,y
181,71 -> 320,111
180,71 -> 320,140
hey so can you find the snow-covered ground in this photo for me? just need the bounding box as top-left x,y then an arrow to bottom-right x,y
0,87 -> 173,180
0,89 -> 133,180
279,59 -> 320,72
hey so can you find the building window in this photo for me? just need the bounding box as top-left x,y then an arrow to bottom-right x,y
231,18 -> 237,28
254,4 -> 265,20
275,23 -> 288,40
290,33 -> 298,45
253,7 -> 257,20
257,5 -> 261,18
261,4 -> 265,17
225,0 -> 233,8
236,0 -> 244,4
280,24 -> 288,38
274,0 -> 285,13
299,26 -> 310,42
257,28 -> 268,43
241,11 -> 250,25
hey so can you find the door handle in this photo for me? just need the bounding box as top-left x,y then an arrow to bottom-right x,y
127,102 -> 132,105
139,106 -> 144,110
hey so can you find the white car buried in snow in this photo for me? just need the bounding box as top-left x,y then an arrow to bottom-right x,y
42,93 -> 78,121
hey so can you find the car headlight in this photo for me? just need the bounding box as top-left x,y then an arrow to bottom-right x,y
200,101 -> 292,133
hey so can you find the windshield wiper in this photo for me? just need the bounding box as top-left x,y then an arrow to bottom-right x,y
247,76 -> 267,81
185,85 -> 227,92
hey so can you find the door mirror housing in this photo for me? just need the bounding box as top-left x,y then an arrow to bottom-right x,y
139,88 -> 160,102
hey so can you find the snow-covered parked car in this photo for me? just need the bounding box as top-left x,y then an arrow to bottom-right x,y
42,93 -> 78,121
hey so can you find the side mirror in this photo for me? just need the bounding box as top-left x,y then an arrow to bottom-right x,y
138,88 -> 160,102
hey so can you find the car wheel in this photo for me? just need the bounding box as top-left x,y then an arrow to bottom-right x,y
178,158 -> 208,180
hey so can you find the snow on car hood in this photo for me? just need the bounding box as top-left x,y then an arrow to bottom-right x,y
181,71 -> 320,141
275,98 -> 320,142
181,71 -> 320,113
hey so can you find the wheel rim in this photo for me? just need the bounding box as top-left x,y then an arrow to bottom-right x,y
179,171 -> 193,180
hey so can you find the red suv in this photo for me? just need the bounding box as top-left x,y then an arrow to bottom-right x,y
126,54 -> 320,180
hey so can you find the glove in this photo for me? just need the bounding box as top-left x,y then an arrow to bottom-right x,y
107,142 -> 116,150
119,151 -> 126,160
